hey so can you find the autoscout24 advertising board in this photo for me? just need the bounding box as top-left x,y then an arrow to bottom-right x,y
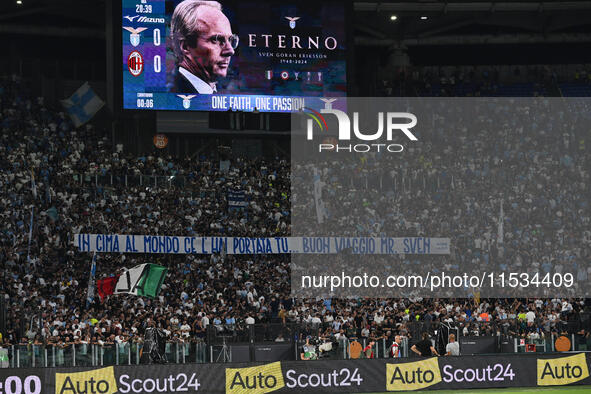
0,353 -> 590,393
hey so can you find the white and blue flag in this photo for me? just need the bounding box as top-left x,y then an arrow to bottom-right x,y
31,170 -> 37,199
26,206 -> 34,262
498,199 -> 504,244
61,82 -> 104,128
313,169 -> 328,224
228,189 -> 247,209
86,252 -> 97,308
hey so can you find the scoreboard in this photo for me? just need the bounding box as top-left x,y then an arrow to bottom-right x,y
122,0 -> 347,112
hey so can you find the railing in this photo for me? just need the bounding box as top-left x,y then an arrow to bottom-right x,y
301,336 -> 411,360
72,172 -> 221,197
207,323 -> 297,344
3,322 -> 590,368
69,170 -> 518,194
404,319 -> 580,338
2,342 -> 209,368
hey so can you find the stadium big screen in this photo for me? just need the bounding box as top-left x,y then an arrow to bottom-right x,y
122,0 -> 347,113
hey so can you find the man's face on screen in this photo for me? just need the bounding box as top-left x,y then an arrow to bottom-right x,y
184,7 -> 235,82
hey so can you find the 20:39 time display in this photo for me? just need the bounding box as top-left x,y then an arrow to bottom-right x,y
135,4 -> 152,13
0,376 -> 41,394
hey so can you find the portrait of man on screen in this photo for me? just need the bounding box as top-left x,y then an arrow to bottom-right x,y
170,0 -> 238,94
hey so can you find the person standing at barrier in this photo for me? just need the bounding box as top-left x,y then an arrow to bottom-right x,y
363,340 -> 375,358
141,319 -> 168,364
391,335 -> 402,358
300,336 -> 317,360
445,333 -> 460,356
411,332 -> 440,357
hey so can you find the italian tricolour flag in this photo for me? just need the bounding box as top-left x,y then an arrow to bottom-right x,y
97,263 -> 167,300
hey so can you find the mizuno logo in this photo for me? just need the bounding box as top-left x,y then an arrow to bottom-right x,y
124,15 -> 165,24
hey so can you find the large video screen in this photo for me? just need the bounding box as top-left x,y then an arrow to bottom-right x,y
122,0 -> 347,112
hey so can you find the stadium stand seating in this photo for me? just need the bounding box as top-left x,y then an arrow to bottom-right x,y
1,68 -> 590,365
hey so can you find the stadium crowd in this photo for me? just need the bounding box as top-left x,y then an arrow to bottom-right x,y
1,74 -> 590,360
292,98 -> 590,300
376,64 -> 591,97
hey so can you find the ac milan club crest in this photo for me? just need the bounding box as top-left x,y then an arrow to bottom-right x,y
127,51 -> 144,77
123,26 -> 148,47
285,16 -> 300,29
280,71 -> 289,80
265,70 -> 273,80
177,94 -> 196,109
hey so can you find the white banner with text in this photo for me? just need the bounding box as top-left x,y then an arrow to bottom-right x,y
74,234 -> 450,255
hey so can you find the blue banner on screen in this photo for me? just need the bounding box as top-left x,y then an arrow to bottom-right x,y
75,234 -> 451,254
122,0 -> 347,112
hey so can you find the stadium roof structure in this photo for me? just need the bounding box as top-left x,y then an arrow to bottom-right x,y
0,0 -> 590,46
354,1 -> 591,46
0,0 -> 106,38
